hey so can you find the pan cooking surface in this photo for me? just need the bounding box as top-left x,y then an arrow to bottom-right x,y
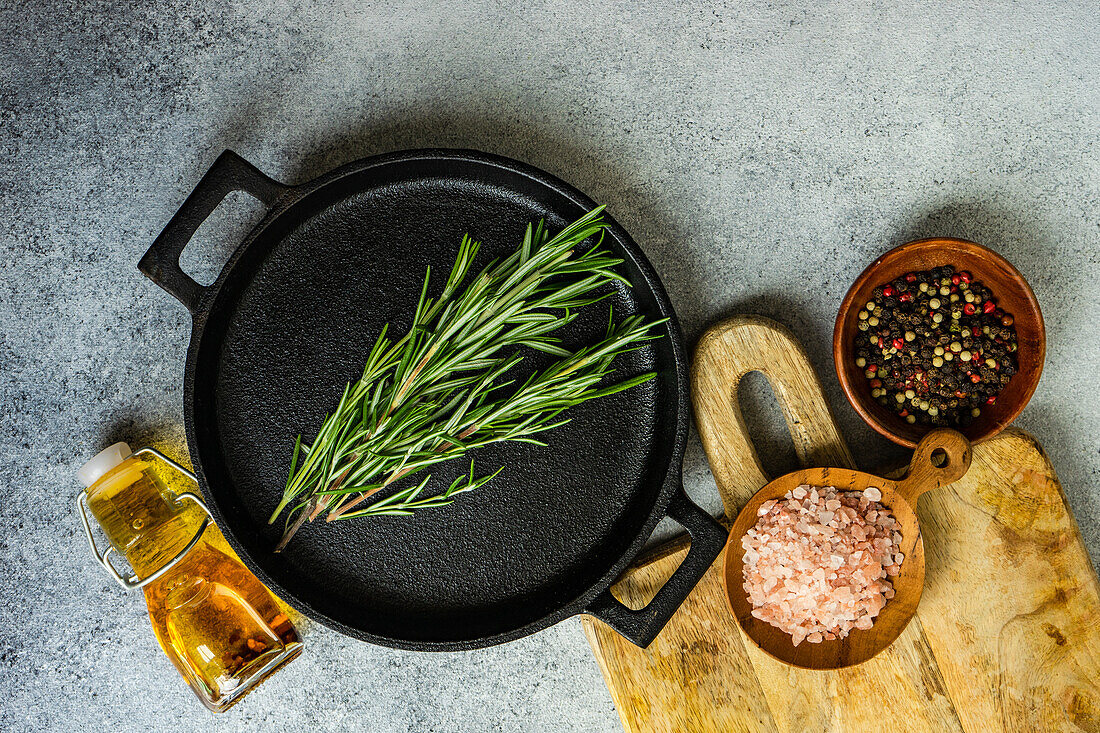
189,158 -> 680,644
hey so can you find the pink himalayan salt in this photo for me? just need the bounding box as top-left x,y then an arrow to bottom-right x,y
743,484 -> 902,646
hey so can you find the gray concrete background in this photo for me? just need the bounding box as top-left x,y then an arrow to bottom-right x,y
1,1 -> 1097,731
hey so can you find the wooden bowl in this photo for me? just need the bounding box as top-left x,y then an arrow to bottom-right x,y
723,429 -> 972,669
834,238 -> 1045,447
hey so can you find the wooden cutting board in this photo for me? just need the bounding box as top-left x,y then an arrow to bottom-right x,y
582,315 -> 1100,733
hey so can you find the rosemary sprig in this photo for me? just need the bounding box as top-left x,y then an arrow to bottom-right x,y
329,461 -> 503,520
269,207 -> 666,550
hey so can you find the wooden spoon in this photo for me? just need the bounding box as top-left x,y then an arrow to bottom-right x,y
722,428 -> 972,669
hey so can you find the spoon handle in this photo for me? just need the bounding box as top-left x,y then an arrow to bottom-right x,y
895,429 -> 972,504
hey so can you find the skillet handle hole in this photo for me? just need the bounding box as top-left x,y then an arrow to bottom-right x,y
179,191 -> 268,286
608,528 -> 687,610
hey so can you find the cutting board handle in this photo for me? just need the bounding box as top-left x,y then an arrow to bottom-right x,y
691,315 -> 854,513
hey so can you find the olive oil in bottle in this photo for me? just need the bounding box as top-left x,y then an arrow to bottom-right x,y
77,442 -> 301,712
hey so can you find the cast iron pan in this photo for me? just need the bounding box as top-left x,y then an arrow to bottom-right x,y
139,149 -> 726,650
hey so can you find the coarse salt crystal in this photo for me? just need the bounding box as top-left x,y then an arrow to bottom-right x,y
741,485 -> 903,645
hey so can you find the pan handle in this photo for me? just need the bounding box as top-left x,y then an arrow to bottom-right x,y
138,150 -> 290,314
583,487 -> 727,648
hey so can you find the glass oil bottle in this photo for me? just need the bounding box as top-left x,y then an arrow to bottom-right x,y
76,442 -> 302,712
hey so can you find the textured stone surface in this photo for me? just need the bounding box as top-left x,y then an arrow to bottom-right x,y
1,1 -> 1098,730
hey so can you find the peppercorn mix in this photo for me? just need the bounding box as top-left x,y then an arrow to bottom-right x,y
852,265 -> 1018,427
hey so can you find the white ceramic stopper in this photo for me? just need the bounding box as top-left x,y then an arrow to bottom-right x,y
78,441 -> 133,488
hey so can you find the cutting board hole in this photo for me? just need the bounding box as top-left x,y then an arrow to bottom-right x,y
737,371 -> 800,479
179,191 -> 268,285
931,447 -> 948,467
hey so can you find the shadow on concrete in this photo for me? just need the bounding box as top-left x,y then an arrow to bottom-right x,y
99,415 -> 191,469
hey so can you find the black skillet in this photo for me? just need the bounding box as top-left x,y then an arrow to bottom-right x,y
139,149 -> 726,650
